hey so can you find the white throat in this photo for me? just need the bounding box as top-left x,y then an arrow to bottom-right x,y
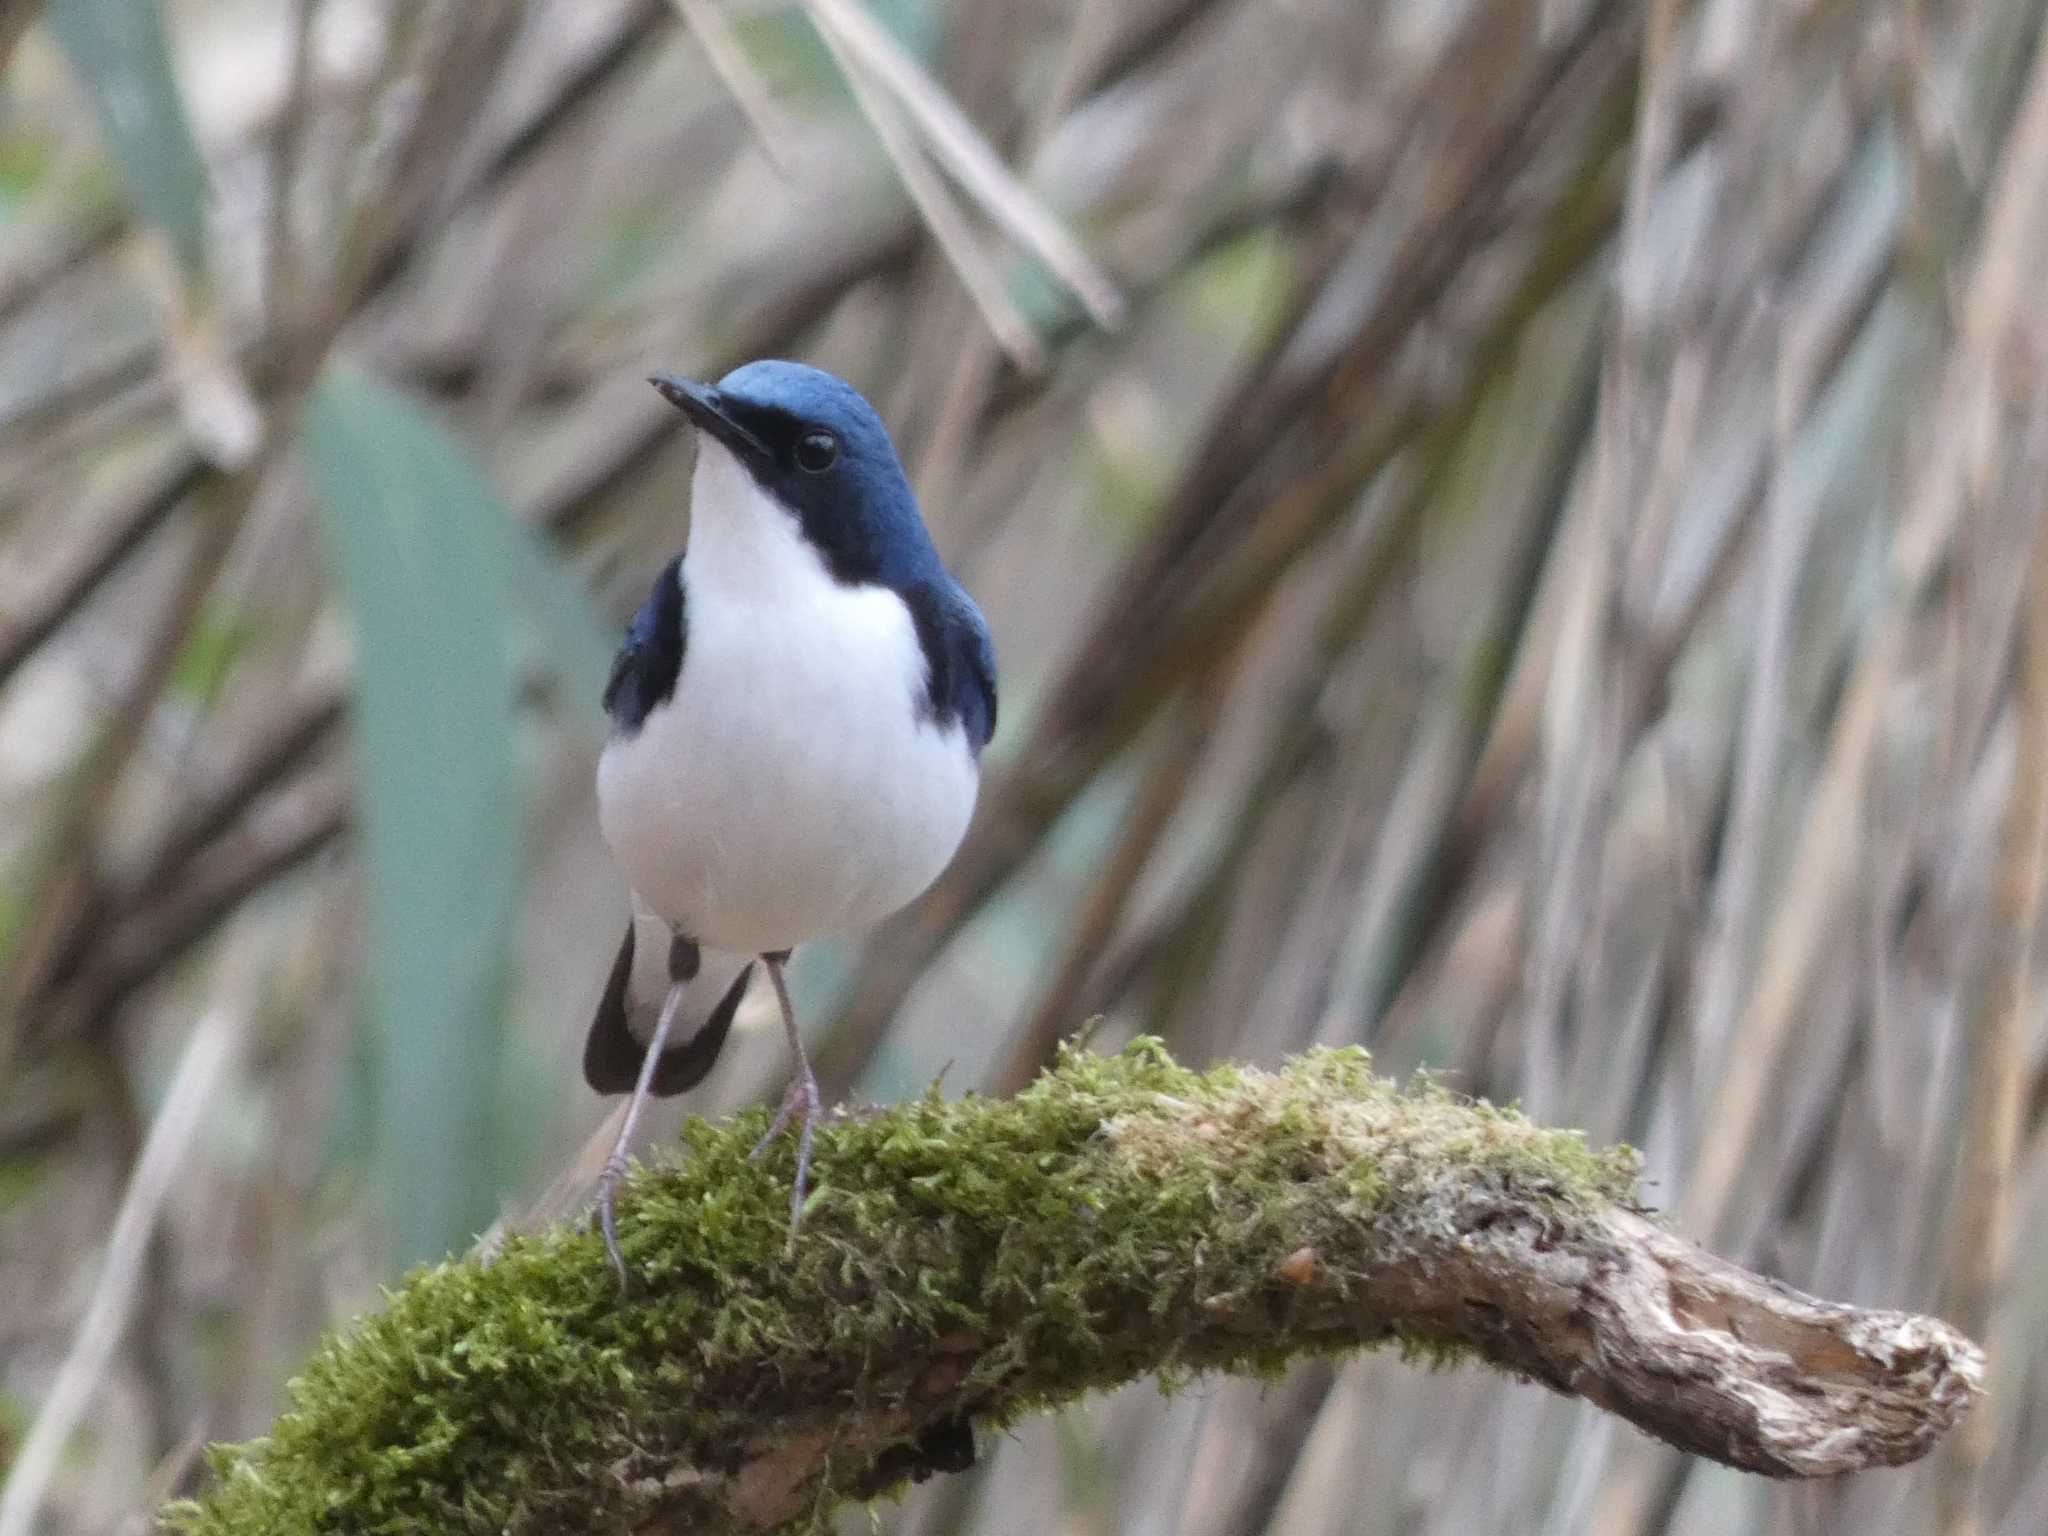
686,441 -> 821,597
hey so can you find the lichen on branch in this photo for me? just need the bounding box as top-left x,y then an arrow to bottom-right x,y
162,1042 -> 1981,1535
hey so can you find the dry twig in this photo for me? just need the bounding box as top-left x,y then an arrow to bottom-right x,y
0,1004 -> 244,1536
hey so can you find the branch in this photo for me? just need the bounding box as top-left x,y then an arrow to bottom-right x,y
162,1044 -> 1981,1535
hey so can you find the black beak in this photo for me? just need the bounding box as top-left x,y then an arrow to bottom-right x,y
649,374 -> 771,468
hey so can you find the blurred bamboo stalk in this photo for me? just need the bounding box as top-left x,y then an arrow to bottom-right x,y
0,1001 -> 244,1536
911,0 -> 1120,513
815,0 -> 1642,1096
1518,0 -> 1681,1122
0,470 -> 267,1081
665,0 -> 799,175
802,0 -> 1127,329
816,13 -> 1049,371
1590,8 -> 2048,1535
1936,351 -> 2048,1536
996,684 -> 1223,1093
1681,0 -> 2048,1252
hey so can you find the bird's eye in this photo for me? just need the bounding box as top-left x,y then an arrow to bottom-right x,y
794,430 -> 840,473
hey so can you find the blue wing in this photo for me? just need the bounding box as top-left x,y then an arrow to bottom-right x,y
954,602 -> 997,751
602,554 -> 685,734
904,578 -> 997,753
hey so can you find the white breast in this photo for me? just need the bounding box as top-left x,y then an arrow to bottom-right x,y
595,444 -> 980,954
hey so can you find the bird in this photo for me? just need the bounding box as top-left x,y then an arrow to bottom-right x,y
585,359 -> 996,1286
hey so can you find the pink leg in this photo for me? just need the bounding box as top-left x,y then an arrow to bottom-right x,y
595,980 -> 686,1290
748,953 -> 822,1245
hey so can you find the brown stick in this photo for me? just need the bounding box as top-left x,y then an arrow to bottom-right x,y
164,1047 -> 1982,1536
717,1204 -> 1983,1531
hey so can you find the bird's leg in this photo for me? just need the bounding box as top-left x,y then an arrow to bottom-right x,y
595,979 -> 687,1290
750,952 -> 821,1244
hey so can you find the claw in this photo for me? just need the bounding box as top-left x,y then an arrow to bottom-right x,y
595,1152 -> 631,1292
749,1083 -> 799,1163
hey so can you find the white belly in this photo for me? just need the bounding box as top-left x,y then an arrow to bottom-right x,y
596,546 -> 979,954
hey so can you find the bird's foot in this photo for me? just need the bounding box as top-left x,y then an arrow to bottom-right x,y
593,1151 -> 632,1292
749,1056 -> 823,1249
588,979 -> 689,1294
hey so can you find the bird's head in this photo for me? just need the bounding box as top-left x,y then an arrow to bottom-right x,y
650,360 -> 933,585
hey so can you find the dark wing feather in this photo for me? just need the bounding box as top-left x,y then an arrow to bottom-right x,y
602,555 -> 686,733
649,964 -> 752,1094
903,578 -> 998,753
582,924 -> 647,1093
958,608 -> 996,749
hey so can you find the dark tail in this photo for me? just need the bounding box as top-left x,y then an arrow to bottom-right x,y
582,922 -> 752,1096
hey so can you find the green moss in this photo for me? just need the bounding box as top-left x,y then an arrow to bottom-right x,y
163,1041 -> 1638,1536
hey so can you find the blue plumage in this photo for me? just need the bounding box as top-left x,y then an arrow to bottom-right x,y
602,553 -> 684,735
901,578 -> 997,752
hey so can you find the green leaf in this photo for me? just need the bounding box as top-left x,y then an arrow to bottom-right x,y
480,503 -> 615,730
46,0 -> 212,280
302,366 -> 603,1266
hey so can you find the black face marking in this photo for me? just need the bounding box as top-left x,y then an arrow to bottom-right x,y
668,934 -> 700,983
602,555 -> 685,734
671,387 -> 902,590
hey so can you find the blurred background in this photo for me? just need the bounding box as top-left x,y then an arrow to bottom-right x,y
1,0 -> 2045,1531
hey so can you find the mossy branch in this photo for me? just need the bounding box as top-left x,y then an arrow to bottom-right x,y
164,1043 -> 1981,1535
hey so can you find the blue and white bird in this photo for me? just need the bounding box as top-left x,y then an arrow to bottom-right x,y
586,360 -> 996,1282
